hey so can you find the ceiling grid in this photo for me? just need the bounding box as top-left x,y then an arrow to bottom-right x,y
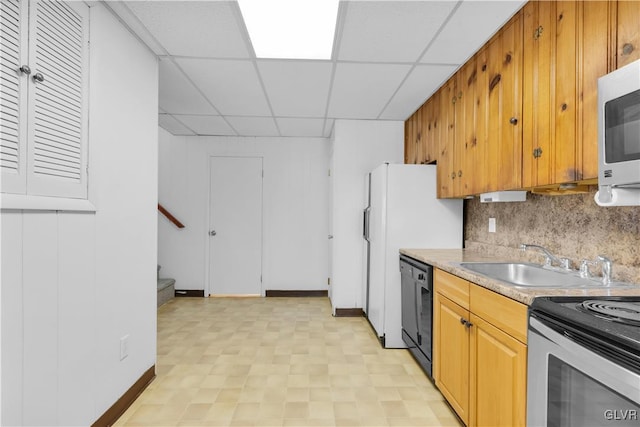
109,0 -> 526,138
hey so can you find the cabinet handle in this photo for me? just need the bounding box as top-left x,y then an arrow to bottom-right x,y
32,72 -> 45,83
533,147 -> 543,158
509,117 -> 518,125
458,170 -> 462,178
466,321 -> 473,329
19,65 -> 31,75
460,317 -> 467,326
622,43 -> 634,56
534,25 -> 544,40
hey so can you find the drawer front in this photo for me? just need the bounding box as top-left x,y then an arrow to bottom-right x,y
469,284 -> 528,344
434,269 -> 470,310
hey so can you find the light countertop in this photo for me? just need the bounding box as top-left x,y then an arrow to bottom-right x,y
400,248 -> 640,305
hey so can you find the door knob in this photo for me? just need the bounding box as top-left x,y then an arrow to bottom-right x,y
209,230 -> 217,236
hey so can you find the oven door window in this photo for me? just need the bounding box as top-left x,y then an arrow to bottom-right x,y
547,354 -> 640,427
605,89 -> 640,164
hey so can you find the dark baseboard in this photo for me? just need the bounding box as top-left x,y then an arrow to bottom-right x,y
91,365 -> 155,427
266,290 -> 328,297
175,289 -> 205,297
334,308 -> 364,317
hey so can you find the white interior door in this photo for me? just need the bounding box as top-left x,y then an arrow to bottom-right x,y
209,156 -> 263,295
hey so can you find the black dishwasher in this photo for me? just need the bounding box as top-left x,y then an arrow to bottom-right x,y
400,255 -> 433,378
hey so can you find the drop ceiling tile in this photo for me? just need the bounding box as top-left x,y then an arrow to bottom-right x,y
177,59 -> 271,116
176,115 -> 236,136
159,59 -> 217,115
126,1 -> 250,58
257,60 -> 333,117
276,118 -> 325,137
323,119 -> 335,138
226,116 -> 279,137
159,114 -> 195,136
328,63 -> 412,119
380,64 -> 457,120
337,1 -> 457,62
106,2 -> 165,55
421,1 -> 526,65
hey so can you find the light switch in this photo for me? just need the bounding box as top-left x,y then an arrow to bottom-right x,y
488,218 -> 496,233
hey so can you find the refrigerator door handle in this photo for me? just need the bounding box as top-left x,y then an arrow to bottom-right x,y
363,207 -> 371,241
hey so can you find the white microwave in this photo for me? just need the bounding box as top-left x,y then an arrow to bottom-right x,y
596,59 -> 640,206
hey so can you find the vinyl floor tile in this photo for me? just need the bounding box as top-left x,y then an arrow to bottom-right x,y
115,297 -> 462,427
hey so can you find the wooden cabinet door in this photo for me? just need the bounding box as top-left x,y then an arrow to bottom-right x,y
579,1 -> 613,181
486,12 -> 523,193
473,11 -> 523,195
615,1 -> 640,69
437,77 -> 456,198
456,58 -> 477,196
423,94 -> 439,164
469,313 -> 527,427
434,292 -> 470,425
475,47 -> 490,194
415,105 -> 424,164
523,0 -> 561,187
524,0 -> 610,187
405,113 -> 417,164
404,118 -> 412,164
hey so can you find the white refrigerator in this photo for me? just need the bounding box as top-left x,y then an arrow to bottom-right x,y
362,163 -> 463,348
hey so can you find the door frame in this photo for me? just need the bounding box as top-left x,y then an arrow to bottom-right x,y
204,155 -> 264,297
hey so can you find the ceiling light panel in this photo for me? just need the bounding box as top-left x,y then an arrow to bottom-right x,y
328,62 -> 412,119
257,60 -> 333,117
238,0 -> 339,59
380,64 -> 457,120
337,1 -> 457,63
421,0 -> 526,64
126,1 -> 250,58
159,59 -> 217,115
176,59 -> 271,116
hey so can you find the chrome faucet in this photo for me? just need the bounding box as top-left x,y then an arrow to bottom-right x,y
520,244 -> 571,270
596,255 -> 613,285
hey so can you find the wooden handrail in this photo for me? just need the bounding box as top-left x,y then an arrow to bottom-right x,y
158,203 -> 185,229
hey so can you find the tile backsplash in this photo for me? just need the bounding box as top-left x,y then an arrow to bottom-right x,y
464,189 -> 640,284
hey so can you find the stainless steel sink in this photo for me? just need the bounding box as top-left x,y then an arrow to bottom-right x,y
455,262 -> 625,288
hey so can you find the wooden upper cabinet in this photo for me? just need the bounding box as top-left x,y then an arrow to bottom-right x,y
615,1 -> 640,69
423,93 -> 439,164
457,58 -> 478,196
413,111 -> 420,163
580,1 -> 614,181
486,12 -> 523,193
437,77 -> 457,198
523,0 -> 611,188
404,115 -> 415,164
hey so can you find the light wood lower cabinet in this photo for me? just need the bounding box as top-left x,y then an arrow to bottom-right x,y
434,269 -> 527,427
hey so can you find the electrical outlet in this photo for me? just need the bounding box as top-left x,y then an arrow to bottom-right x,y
120,335 -> 129,361
488,218 -> 496,233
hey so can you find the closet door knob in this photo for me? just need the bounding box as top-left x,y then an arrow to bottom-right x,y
19,65 -> 31,75
32,72 -> 45,83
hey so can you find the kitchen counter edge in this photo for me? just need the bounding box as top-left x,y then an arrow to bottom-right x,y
399,248 -> 640,306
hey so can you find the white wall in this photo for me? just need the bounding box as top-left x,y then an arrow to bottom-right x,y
329,120 -> 404,313
1,3 -> 158,426
158,135 -> 330,294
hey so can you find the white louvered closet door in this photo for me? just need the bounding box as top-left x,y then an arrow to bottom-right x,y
0,0 -> 29,194
27,0 -> 89,199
